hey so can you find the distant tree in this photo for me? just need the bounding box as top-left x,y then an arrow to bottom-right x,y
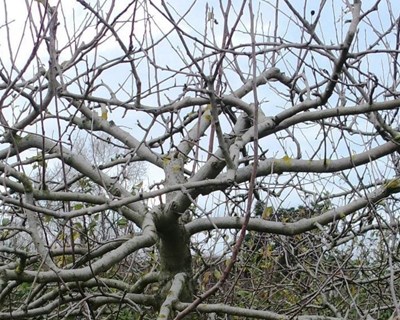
0,0 -> 399,319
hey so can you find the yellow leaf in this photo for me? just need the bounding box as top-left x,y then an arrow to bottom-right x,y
58,232 -> 66,241
162,155 -> 171,166
100,104 -> 108,120
202,271 -> 211,284
262,206 -> 273,219
0,230 -> 9,240
213,270 -> 222,280
172,164 -> 182,172
203,107 -> 212,121
55,255 -> 66,267
350,285 -> 357,296
72,231 -> 80,241
204,113 -> 212,121
263,244 -> 273,258
385,178 -> 400,190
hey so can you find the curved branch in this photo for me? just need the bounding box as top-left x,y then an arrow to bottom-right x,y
158,273 -> 187,320
174,301 -> 341,320
186,180 -> 399,236
1,214 -> 157,283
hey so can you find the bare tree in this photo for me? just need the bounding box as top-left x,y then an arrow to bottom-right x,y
0,0 -> 399,319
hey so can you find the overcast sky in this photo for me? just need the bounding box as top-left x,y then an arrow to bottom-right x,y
1,0 -> 399,209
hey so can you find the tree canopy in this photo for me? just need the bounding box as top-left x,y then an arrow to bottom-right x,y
0,0 -> 399,319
